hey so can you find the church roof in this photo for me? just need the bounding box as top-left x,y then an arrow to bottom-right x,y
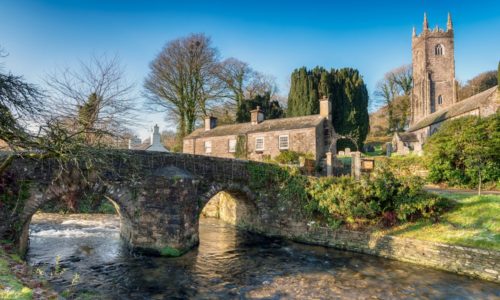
184,115 -> 325,139
397,132 -> 419,143
409,86 -> 499,132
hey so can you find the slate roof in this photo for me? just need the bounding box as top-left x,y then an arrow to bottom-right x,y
130,143 -> 150,150
397,132 -> 419,143
409,86 -> 499,132
184,115 -> 325,139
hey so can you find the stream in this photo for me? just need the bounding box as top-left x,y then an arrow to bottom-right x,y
27,213 -> 500,299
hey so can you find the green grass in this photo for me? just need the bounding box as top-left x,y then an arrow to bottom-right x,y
379,192 -> 500,251
0,247 -> 33,300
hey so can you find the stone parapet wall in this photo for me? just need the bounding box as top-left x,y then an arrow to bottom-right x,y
255,223 -> 500,283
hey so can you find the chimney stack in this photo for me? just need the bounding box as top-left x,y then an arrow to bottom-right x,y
204,116 -> 217,131
319,96 -> 331,120
250,106 -> 264,125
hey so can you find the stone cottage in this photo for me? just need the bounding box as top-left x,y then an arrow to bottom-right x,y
183,98 -> 335,166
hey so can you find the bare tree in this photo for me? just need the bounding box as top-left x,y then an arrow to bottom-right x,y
217,58 -> 251,102
0,47 -> 45,153
458,70 -> 497,100
144,33 -> 224,139
389,65 -> 412,96
160,130 -> 178,152
246,72 -> 278,99
45,54 -> 136,145
374,64 -> 413,133
216,57 -> 278,122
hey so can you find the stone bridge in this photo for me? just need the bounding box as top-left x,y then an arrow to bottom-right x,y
0,150 -> 287,256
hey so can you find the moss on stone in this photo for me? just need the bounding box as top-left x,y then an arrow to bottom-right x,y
160,246 -> 182,257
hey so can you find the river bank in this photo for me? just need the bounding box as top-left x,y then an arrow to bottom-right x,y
254,191 -> 500,283
0,242 -> 59,299
267,224 -> 500,283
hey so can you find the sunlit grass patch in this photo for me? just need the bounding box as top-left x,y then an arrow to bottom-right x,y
0,247 -> 33,300
379,193 -> 500,250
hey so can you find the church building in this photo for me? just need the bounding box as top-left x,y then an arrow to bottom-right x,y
393,13 -> 499,155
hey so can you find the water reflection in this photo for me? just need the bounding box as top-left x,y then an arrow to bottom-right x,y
27,214 -> 500,299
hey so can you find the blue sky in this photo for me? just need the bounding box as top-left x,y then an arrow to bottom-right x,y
1,0 -> 499,138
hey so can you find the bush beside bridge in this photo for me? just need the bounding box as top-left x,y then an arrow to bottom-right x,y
246,162 -> 451,229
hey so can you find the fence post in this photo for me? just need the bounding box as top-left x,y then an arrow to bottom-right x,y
326,152 -> 333,176
386,142 -> 393,157
351,151 -> 361,180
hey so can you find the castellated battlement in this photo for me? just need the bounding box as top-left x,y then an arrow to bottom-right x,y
413,29 -> 453,41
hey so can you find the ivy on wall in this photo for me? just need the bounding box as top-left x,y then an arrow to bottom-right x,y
235,135 -> 247,159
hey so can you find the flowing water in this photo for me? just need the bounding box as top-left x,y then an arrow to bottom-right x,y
27,213 -> 499,299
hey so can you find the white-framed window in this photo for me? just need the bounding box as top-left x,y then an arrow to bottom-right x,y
279,135 -> 289,150
255,137 -> 264,151
204,141 -> 212,154
228,139 -> 237,153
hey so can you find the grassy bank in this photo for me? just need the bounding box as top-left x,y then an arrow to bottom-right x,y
0,242 -> 61,300
378,191 -> 500,251
0,244 -> 32,300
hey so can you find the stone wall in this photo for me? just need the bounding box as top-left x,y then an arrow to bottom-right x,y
257,222 -> 500,283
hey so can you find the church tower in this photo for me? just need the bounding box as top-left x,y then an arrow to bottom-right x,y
410,13 -> 457,126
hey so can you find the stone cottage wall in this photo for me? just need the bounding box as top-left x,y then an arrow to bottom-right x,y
183,126 -> 322,162
247,127 -> 318,161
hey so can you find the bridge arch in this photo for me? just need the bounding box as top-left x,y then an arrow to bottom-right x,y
198,182 -> 259,230
17,180 -> 137,256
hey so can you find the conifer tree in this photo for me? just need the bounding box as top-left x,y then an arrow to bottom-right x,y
287,67 -> 369,149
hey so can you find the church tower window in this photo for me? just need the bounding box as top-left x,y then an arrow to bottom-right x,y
438,95 -> 443,105
435,44 -> 444,56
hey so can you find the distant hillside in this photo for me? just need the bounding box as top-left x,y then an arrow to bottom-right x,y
369,105 -> 389,138
366,96 -> 409,143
